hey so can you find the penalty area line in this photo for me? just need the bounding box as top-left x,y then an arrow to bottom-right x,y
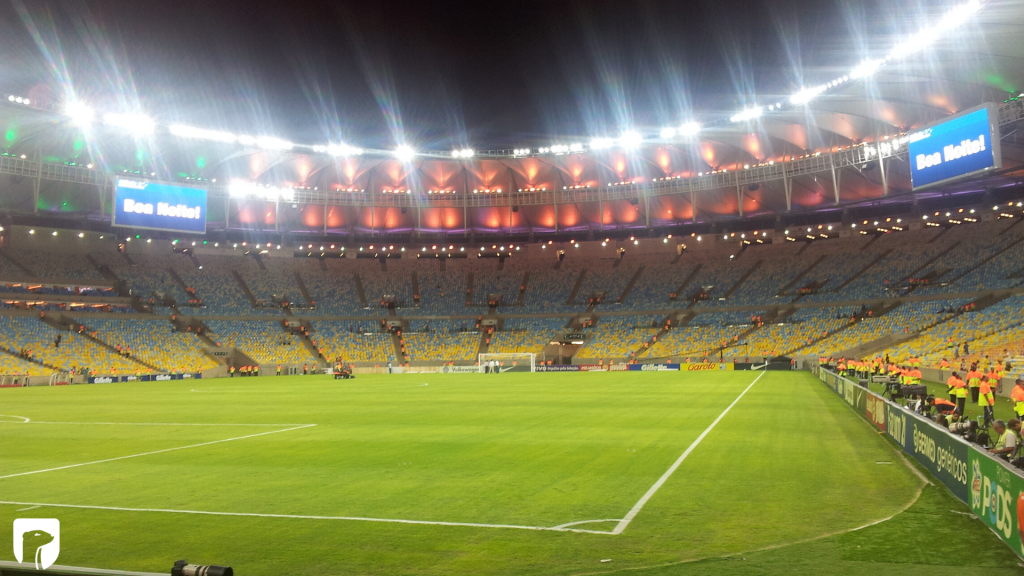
0,501 -> 617,534
0,424 -> 317,480
611,371 -> 766,535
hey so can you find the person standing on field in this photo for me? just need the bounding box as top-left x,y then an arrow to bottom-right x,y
978,376 -> 995,426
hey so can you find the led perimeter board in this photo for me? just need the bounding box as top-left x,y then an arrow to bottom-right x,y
112,178 -> 208,234
908,103 -> 1001,190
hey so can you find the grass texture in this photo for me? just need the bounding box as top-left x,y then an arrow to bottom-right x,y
0,370 -> 1017,575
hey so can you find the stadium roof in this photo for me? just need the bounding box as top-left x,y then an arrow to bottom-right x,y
1,0 -> 1023,237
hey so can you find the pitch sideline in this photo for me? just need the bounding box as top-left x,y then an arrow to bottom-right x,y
0,423 -> 317,480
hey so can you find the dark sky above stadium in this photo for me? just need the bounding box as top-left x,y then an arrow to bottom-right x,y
0,0 -> 899,149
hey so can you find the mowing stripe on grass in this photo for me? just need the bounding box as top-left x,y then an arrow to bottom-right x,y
0,501 -> 618,535
611,371 -> 766,535
0,424 -> 316,480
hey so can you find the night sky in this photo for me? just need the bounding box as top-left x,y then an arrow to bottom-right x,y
0,0 -> 902,149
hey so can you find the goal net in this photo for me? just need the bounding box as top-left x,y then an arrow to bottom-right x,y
478,353 -> 535,373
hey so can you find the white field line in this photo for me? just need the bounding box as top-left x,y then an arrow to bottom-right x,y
0,501 -> 616,534
0,424 -> 316,480
611,371 -> 766,534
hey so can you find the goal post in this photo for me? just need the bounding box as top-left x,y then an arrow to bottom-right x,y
478,353 -> 535,373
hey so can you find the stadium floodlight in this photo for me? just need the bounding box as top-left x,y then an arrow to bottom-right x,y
679,122 -> 701,136
589,137 -> 614,150
451,148 -> 475,159
64,100 -> 95,128
169,124 -> 236,144
255,136 -> 294,151
790,85 -> 827,106
849,58 -> 885,80
619,131 -> 643,149
660,127 -> 676,139
730,106 -> 763,123
228,179 -> 295,202
104,112 -> 155,136
395,145 -> 416,162
326,143 -> 363,157
237,135 -> 257,146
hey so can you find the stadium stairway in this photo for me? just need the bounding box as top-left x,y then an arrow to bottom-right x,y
231,271 -> 259,307
927,226 -> 951,244
167,268 -> 197,305
516,271 -> 530,306
252,253 -> 268,271
353,273 -> 370,307
294,272 -> 315,307
999,216 -> 1024,236
72,320 -> 163,372
942,234 -> 1024,286
722,260 -> 763,300
899,241 -> 961,283
411,272 -> 421,307
566,268 -> 588,305
860,232 -> 882,250
617,265 -> 646,303
1,346 -> 65,373
289,320 -> 327,364
669,263 -> 703,301
0,250 -> 35,275
831,249 -> 892,293
120,252 -> 135,266
83,255 -> 153,313
630,313 -> 682,358
777,255 -> 827,296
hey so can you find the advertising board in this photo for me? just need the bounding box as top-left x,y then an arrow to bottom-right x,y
908,103 -> 1001,189
113,178 -> 208,233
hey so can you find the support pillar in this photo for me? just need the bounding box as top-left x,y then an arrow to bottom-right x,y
878,153 -> 888,197
33,146 -> 41,213
830,154 -> 841,205
644,187 -> 650,229
736,174 -> 743,218
554,195 -> 558,233
782,160 -> 792,212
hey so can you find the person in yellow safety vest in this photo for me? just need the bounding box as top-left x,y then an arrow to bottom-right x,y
952,373 -> 969,414
986,366 -> 1000,393
979,376 -> 996,426
230,365 -> 235,377
837,359 -> 846,373
966,364 -> 982,404
990,420 -> 1017,460
277,364 -> 282,376
254,365 -> 259,376
940,358 -> 950,370
909,366 -> 922,385
1011,379 -> 1024,420
946,372 -> 963,402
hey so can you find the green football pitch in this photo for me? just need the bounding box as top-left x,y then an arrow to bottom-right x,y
1,370 -> 1021,575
